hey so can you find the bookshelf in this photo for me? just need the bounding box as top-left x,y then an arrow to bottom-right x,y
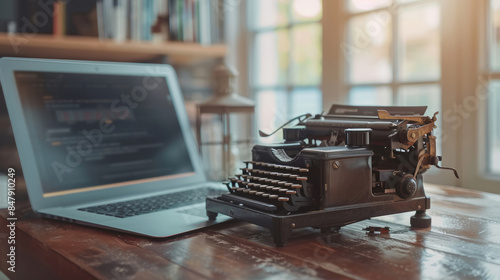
0,33 -> 227,64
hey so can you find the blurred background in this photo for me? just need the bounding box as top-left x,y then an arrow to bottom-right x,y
0,0 -> 498,193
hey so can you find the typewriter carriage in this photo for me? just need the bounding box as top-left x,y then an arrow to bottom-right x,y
206,104 -> 457,246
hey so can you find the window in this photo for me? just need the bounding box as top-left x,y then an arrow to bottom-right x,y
486,0 -> 500,174
344,0 -> 442,151
248,0 -> 322,142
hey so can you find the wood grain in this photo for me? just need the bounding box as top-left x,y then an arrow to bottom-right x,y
1,184 -> 500,279
0,34 -> 226,64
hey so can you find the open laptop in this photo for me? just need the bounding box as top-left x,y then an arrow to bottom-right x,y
0,57 -> 230,237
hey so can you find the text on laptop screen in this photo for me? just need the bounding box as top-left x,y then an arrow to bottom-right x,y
14,71 -> 195,197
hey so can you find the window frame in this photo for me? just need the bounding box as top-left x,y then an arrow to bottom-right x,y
237,0 -> 500,192
246,1 -> 323,134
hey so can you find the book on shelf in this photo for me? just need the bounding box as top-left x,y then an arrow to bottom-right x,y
0,0 -> 223,45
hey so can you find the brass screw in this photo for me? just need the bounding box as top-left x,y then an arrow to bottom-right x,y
332,161 -> 340,170
417,205 -> 421,210
291,223 -> 296,228
411,132 -> 416,139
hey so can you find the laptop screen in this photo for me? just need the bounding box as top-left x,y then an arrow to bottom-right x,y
14,71 -> 195,197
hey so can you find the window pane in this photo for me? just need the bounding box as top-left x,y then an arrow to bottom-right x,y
254,30 -> 289,86
291,24 -> 322,85
347,0 -> 391,13
292,0 -> 322,22
397,84 -> 442,154
491,0 -> 500,70
255,90 -> 288,143
347,13 -> 392,84
349,86 -> 392,105
291,88 -> 322,116
398,2 -> 440,81
488,81 -> 500,173
251,0 -> 289,29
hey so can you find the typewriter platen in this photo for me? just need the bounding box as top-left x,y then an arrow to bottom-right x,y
206,104 -> 459,246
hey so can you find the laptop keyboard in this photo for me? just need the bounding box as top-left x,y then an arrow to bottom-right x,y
77,188 -> 225,218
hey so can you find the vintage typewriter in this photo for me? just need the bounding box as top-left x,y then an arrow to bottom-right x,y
206,104 -> 459,246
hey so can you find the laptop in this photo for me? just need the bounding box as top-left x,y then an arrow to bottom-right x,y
0,57 -> 230,237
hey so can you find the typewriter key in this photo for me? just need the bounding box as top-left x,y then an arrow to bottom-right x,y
296,176 -> 308,181
278,197 -> 289,202
272,187 -> 281,192
249,190 -> 257,195
255,191 -> 264,196
269,195 -> 278,199
262,193 -> 270,198
291,184 -> 302,189
286,190 -> 297,195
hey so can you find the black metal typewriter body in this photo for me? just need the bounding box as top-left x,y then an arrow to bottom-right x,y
206,104 -> 459,246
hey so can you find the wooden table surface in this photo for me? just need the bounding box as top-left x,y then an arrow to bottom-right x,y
1,182 -> 500,280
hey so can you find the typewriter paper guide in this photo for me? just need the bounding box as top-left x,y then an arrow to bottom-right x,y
327,104 -> 427,117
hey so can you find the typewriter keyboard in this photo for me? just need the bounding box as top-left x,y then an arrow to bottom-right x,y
223,161 -> 313,213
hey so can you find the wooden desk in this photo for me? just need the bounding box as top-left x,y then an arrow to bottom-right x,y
1,183 -> 499,279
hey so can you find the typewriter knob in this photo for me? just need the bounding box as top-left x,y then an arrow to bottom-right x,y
345,128 -> 371,147
396,174 -> 417,199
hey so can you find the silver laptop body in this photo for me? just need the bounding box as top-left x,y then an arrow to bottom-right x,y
0,57 -> 229,237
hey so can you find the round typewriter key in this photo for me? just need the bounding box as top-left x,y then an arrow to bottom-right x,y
289,175 -> 298,179
259,185 -> 268,189
299,168 -> 309,172
256,192 -> 264,196
247,183 -> 254,187
278,197 -> 289,202
291,184 -> 302,189
279,188 -> 288,192
265,179 -> 273,183
253,183 -> 261,188
270,172 -> 278,176
296,176 -> 308,181
243,189 -> 250,193
286,190 -> 297,195
236,188 -> 244,192
249,190 -> 257,194
262,193 -> 270,198
269,195 -> 278,199
255,162 -> 262,166
272,187 -> 281,191
266,186 -> 274,190
285,183 -> 293,187
285,166 -> 293,170
271,180 -> 279,184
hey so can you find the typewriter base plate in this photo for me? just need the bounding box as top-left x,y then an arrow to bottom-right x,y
206,196 -> 431,247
